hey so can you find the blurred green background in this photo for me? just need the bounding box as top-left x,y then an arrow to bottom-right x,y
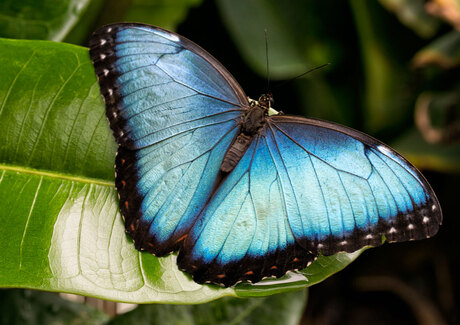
0,0 -> 459,324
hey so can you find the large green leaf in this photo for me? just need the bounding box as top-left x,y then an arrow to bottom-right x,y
0,0 -> 100,42
109,290 -> 307,325
0,38 -> 232,303
0,38 -> 362,303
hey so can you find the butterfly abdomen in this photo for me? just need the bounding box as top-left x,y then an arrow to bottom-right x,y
220,133 -> 252,173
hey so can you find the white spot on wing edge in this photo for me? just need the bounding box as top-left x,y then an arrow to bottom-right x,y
103,69 -> 109,76
377,144 -> 423,182
423,216 -> 430,223
153,29 -> 180,42
389,227 -> 397,234
377,145 -> 393,156
100,39 -> 107,45
407,224 -> 414,230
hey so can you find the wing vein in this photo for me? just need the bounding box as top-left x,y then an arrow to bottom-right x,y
127,109 -> 242,140
212,141 -> 259,264
154,62 -> 244,108
271,123 -> 367,180
133,116 -> 240,148
369,148 -> 416,205
265,125 -> 303,239
138,124 -> 239,240
119,80 -> 175,97
270,124 -> 334,242
337,171 -> 357,237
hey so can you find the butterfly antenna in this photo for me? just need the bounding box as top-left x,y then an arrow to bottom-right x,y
273,63 -> 330,90
265,28 -> 270,94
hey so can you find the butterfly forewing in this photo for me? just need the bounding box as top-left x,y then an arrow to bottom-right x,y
89,24 -> 247,256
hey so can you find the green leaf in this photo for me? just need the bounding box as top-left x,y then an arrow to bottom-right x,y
63,0 -> 106,45
296,76 -> 355,126
350,0 -> 412,133
235,251 -> 363,297
413,31 -> 460,69
216,0 -> 334,78
0,37 -> 233,303
109,289 -> 307,325
378,0 -> 440,38
123,0 -> 203,31
0,38 -> 362,303
0,289 -> 109,325
96,0 -> 203,32
393,128 -> 460,173
0,0 -> 99,42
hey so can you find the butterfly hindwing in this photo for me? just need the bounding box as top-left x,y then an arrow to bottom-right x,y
89,24 -> 247,256
178,116 -> 441,286
178,138 -> 316,286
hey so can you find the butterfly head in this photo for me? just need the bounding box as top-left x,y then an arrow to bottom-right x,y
258,93 -> 274,109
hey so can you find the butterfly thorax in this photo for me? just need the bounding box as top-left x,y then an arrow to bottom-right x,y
241,104 -> 266,135
220,94 -> 277,173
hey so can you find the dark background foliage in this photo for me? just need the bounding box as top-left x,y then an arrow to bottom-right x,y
173,2 -> 460,322
0,0 -> 459,324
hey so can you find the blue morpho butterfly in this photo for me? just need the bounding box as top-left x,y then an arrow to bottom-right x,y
89,23 -> 442,287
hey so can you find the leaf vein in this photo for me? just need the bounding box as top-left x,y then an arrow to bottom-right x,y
19,175 -> 43,269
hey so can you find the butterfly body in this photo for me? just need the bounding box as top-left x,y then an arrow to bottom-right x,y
221,97 -> 271,173
89,23 -> 442,287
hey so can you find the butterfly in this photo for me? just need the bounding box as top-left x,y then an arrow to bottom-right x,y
89,23 -> 442,287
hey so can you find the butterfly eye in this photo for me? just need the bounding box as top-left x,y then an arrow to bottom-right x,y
258,93 -> 274,108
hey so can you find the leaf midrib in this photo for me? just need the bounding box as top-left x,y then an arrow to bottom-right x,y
0,163 -> 114,187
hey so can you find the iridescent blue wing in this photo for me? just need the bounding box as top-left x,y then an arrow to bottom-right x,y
178,135 -> 316,286
178,116 -> 441,286
266,116 -> 442,253
89,23 -> 247,255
